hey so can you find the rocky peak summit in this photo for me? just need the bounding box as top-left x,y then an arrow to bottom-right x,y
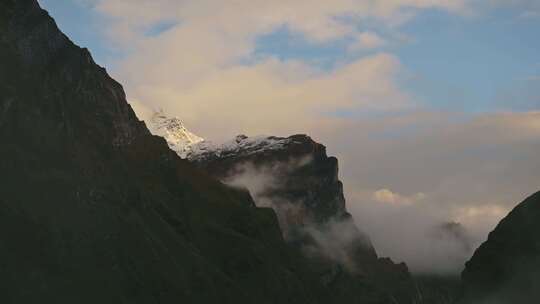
147,110 -> 204,158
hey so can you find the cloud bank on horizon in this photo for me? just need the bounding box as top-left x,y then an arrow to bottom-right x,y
39,0 -> 540,273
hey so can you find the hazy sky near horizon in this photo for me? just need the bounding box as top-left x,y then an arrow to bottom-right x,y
38,0 -> 540,274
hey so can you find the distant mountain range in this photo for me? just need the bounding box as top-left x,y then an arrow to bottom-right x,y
1,1 -> 539,303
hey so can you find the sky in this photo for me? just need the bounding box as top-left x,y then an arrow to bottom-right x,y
38,0 -> 540,274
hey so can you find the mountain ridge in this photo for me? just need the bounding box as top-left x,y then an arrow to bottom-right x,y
460,191 -> 540,303
147,111 -> 417,302
0,1 -> 320,302
0,1 -> 416,303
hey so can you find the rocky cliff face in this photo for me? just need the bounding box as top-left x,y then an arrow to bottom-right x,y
460,191 -> 540,303
188,134 -> 376,259
190,135 -> 356,226
188,133 -> 419,302
0,1 -> 418,303
151,122 -> 417,302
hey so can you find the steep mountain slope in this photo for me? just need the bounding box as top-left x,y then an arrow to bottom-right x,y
187,134 -> 417,302
149,114 -> 417,303
460,191 -> 540,303
0,1 -> 417,303
0,1 -> 320,303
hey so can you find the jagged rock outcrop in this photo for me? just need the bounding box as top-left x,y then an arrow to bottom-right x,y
460,191 -> 540,303
188,134 -> 352,226
182,132 -> 416,302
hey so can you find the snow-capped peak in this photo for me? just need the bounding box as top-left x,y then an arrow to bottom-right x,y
186,134 -> 294,161
147,110 -> 301,161
147,110 -> 204,158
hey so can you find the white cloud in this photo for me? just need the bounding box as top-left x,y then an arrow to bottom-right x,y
373,189 -> 425,205
92,0 -> 470,44
86,0 -> 470,140
453,204 -> 510,231
122,51 -> 409,139
326,111 -> 540,273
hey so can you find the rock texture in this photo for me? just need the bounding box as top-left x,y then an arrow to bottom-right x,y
189,134 -> 355,230
460,191 -> 540,303
186,134 -> 416,303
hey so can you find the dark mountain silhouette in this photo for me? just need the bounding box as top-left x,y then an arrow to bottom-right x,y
0,1 -> 417,303
460,191 -> 540,303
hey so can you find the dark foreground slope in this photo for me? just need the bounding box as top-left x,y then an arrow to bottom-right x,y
0,1 -> 414,303
0,1 -> 320,303
460,191 -> 540,304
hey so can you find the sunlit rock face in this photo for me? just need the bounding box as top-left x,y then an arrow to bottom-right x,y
147,110 -> 204,158
460,191 -> 540,304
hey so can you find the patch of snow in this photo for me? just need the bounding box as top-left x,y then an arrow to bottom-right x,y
187,134 -> 293,161
147,110 -> 297,160
147,110 -> 204,158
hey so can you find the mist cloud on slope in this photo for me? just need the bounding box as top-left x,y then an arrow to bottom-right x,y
221,157 -> 370,272
349,189 -> 479,274
328,111 -> 540,274
223,158 -> 311,238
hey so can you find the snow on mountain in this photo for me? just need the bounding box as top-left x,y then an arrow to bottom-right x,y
147,110 -> 297,160
147,110 -> 204,158
186,135 -> 296,161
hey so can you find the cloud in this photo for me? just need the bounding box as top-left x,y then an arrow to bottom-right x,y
373,189 -> 426,205
92,0 -> 470,44
323,111 -> 540,274
350,191 -> 478,274
348,32 -> 387,51
83,0 -> 475,140
124,52 -> 409,139
221,157 -> 370,271
222,157 -> 313,236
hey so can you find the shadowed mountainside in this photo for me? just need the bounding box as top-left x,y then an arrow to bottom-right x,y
0,1 -> 318,303
0,1 -> 417,303
187,134 -> 416,302
460,191 -> 540,304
